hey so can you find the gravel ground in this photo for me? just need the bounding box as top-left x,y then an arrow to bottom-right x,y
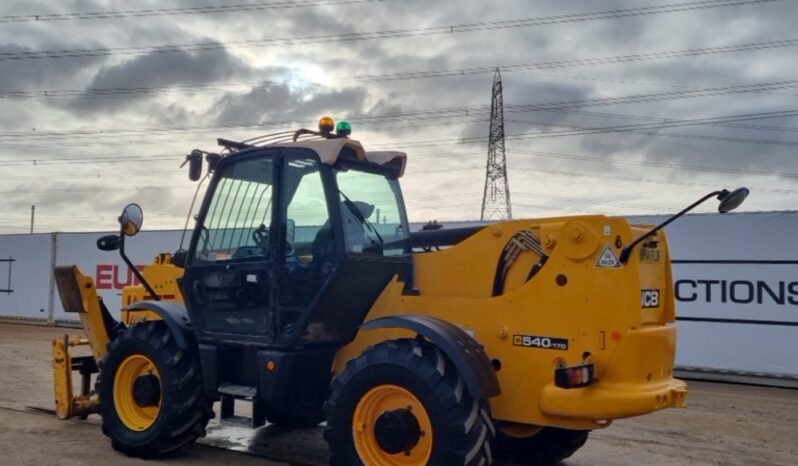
0,322 -> 796,465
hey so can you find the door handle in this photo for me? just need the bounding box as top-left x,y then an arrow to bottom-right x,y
192,280 -> 207,304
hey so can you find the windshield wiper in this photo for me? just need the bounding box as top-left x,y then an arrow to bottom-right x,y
338,190 -> 384,247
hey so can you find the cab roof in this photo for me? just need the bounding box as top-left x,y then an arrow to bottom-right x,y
269,138 -> 407,177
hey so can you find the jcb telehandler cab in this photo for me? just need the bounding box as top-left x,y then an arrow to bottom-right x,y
52,118 -> 749,465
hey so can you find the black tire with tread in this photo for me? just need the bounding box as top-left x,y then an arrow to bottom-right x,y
324,338 -> 494,466
98,321 -> 212,458
492,426 -> 589,466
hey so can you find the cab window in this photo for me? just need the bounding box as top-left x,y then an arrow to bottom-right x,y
195,157 -> 274,262
335,164 -> 410,257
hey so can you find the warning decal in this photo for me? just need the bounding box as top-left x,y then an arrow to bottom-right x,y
596,244 -> 621,268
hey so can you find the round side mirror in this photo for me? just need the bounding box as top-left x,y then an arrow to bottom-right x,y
718,187 -> 749,214
120,203 -> 144,236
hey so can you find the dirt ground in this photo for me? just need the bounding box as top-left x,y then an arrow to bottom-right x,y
0,322 -> 796,466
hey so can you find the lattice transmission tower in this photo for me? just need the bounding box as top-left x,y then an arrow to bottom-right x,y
480,68 -> 512,221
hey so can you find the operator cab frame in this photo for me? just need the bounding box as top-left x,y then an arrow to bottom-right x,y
181,140 -> 413,349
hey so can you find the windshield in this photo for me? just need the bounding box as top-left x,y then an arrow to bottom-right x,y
335,164 -> 410,257
194,157 -> 274,262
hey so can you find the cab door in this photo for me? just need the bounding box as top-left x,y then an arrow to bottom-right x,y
275,151 -> 340,342
183,152 -> 278,342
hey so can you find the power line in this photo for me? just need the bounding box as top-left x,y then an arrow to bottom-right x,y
0,0 -> 779,61
1,154 -> 181,165
0,0 -> 395,23
500,109 -> 798,142
507,148 -> 798,179
513,167 -> 798,194
506,80 -> 798,113
356,109 -> 798,150
4,38 -> 798,101
2,138 -> 794,184
354,38 -> 798,82
5,157 -> 794,196
509,108 -> 798,134
4,79 -> 798,144
1,109 -> 797,153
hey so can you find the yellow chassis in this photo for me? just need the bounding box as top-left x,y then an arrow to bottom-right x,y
53,216 -> 688,431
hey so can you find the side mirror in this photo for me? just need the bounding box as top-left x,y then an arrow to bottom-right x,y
97,234 -> 121,251
120,203 -> 143,236
620,187 -> 750,264
718,187 -> 749,214
186,150 -> 203,182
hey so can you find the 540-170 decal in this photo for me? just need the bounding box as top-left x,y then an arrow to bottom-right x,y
513,334 -> 569,350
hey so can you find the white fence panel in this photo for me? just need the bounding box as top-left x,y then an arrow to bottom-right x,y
1,211 -> 796,384
631,212 -> 798,381
0,234 -> 53,322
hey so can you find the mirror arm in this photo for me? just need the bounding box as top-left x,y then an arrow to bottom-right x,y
118,229 -> 161,301
619,190 -> 724,264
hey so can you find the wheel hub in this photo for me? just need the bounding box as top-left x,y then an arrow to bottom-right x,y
113,354 -> 162,431
132,374 -> 161,407
374,408 -> 422,454
352,384 -> 433,465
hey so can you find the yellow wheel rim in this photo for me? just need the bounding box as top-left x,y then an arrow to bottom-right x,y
352,384 -> 433,466
499,422 -> 543,439
113,354 -> 161,431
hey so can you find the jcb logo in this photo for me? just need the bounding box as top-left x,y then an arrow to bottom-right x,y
641,289 -> 660,308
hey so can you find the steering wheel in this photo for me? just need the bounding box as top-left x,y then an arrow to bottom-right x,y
252,224 -> 270,250
252,224 -> 296,258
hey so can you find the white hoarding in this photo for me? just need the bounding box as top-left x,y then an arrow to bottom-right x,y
1,211 -> 796,383
0,234 -> 53,322
53,230 -> 184,323
631,212 -> 798,379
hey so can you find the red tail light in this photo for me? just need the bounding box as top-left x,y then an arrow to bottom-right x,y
554,363 -> 596,389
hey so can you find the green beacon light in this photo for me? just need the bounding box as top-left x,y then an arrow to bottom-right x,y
336,120 -> 352,138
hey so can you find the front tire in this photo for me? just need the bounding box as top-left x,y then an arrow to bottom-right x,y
99,321 -> 212,458
324,339 -> 494,466
492,424 -> 589,466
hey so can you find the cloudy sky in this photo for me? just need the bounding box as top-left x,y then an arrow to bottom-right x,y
0,0 -> 796,233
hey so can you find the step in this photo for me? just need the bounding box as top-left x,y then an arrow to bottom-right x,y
218,383 -> 258,398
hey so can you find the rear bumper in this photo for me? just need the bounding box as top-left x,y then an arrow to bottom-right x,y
538,323 -> 687,421
540,377 -> 688,420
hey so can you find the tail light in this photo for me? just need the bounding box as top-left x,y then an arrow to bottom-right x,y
554,363 -> 596,389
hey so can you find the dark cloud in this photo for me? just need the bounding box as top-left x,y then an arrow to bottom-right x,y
212,83 -> 368,126
2,0 -> 798,232
0,43 -> 105,91
65,44 -> 254,114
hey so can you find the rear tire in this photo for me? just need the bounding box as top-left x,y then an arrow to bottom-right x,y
99,321 -> 212,458
492,425 -> 589,466
324,339 -> 493,466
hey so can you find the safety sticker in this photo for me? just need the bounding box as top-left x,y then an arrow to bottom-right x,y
596,244 -> 621,268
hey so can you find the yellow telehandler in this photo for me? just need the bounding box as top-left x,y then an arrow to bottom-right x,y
52,117 -> 749,465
